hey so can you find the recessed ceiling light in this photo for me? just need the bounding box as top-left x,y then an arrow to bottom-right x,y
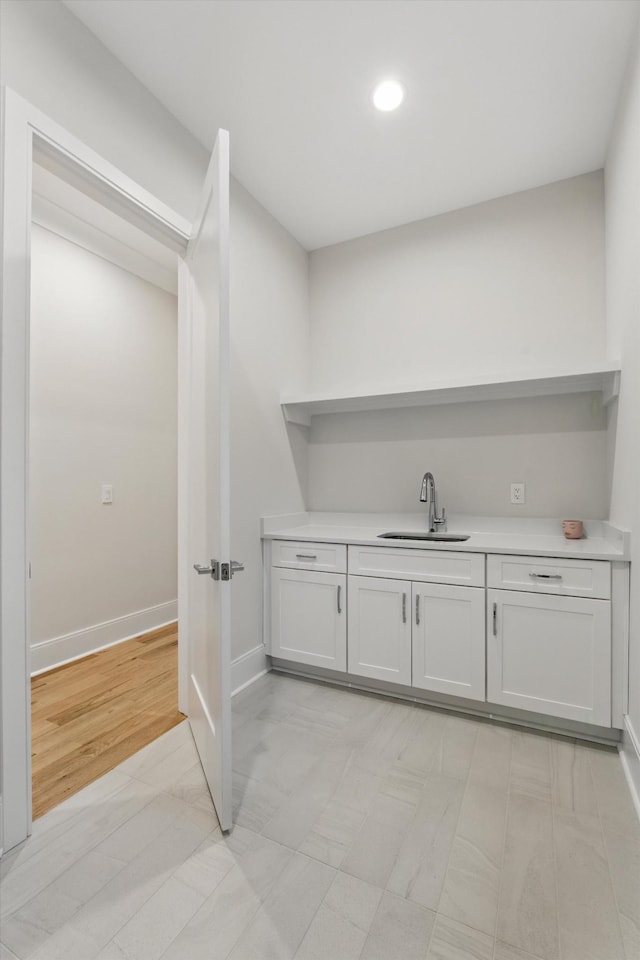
372,79 -> 405,112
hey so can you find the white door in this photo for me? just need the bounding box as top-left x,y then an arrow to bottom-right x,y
412,583 -> 485,701
348,575 -> 412,684
271,568 -> 347,670
180,130 -> 234,831
487,589 -> 611,725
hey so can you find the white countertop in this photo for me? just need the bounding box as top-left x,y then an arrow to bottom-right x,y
262,512 -> 630,561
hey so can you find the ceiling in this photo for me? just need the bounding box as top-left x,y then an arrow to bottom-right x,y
62,0 -> 639,251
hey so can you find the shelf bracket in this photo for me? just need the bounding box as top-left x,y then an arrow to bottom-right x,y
602,370 -> 621,407
282,403 -> 311,427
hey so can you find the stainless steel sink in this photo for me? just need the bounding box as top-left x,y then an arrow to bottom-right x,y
378,531 -> 470,542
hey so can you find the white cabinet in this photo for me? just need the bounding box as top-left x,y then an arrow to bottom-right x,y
487,554 -> 610,599
487,551 -> 612,726
268,539 -> 617,731
271,540 -> 347,573
348,548 -> 485,700
412,583 -> 485,700
487,587 -> 611,726
349,545 -> 484,586
347,576 -> 412,684
271,567 -> 346,671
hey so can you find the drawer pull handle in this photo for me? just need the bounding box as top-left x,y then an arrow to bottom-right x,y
296,554 -> 318,561
493,602 -> 497,636
416,594 -> 420,626
402,592 -> 407,624
529,572 -> 563,581
337,585 -> 342,614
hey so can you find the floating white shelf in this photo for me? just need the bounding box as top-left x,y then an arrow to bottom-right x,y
281,362 -> 621,426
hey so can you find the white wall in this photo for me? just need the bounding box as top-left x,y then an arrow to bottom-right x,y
307,172 -> 609,519
230,179 -> 309,665
0,0 -> 207,221
30,225 -> 178,668
605,21 -> 640,778
309,172 -> 606,395
308,393 -> 608,519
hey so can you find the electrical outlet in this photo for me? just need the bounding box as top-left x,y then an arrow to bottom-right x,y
510,482 -> 525,505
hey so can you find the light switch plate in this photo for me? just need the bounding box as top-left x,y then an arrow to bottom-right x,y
101,483 -> 113,504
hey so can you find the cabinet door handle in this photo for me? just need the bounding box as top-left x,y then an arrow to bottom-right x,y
402,592 -> 407,624
529,572 -> 562,581
492,602 -> 497,636
296,553 -> 317,561
337,584 -> 342,614
415,594 -> 420,626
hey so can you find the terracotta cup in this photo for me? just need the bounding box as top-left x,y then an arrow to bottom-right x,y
562,520 -> 583,539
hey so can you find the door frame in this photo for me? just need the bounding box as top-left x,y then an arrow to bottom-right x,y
0,87 -> 194,853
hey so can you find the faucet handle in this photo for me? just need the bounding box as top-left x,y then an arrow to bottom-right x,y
433,507 -> 447,531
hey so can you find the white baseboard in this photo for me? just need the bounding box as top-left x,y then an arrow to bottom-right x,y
620,715 -> 640,824
30,600 -> 178,675
231,644 -> 268,696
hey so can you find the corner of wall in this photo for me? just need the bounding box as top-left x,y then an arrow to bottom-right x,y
620,716 -> 640,823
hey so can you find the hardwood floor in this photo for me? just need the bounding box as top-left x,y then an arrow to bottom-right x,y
31,622 -> 184,819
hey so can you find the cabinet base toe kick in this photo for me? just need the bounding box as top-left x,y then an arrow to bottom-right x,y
269,657 -> 622,746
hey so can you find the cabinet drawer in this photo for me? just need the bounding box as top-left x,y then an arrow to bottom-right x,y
271,540 -> 346,573
487,554 -> 610,599
348,545 -> 484,587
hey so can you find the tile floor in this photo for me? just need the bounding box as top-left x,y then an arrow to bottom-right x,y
1,673 -> 639,960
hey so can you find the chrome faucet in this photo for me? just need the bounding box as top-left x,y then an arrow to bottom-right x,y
419,471 -> 446,532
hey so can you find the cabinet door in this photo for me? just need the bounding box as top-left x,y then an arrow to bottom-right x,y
412,584 -> 486,701
487,589 -> 611,726
271,568 -> 346,671
348,576 -> 412,684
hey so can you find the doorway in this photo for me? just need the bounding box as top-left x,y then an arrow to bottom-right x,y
28,164 -> 183,818
2,88 -> 234,853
